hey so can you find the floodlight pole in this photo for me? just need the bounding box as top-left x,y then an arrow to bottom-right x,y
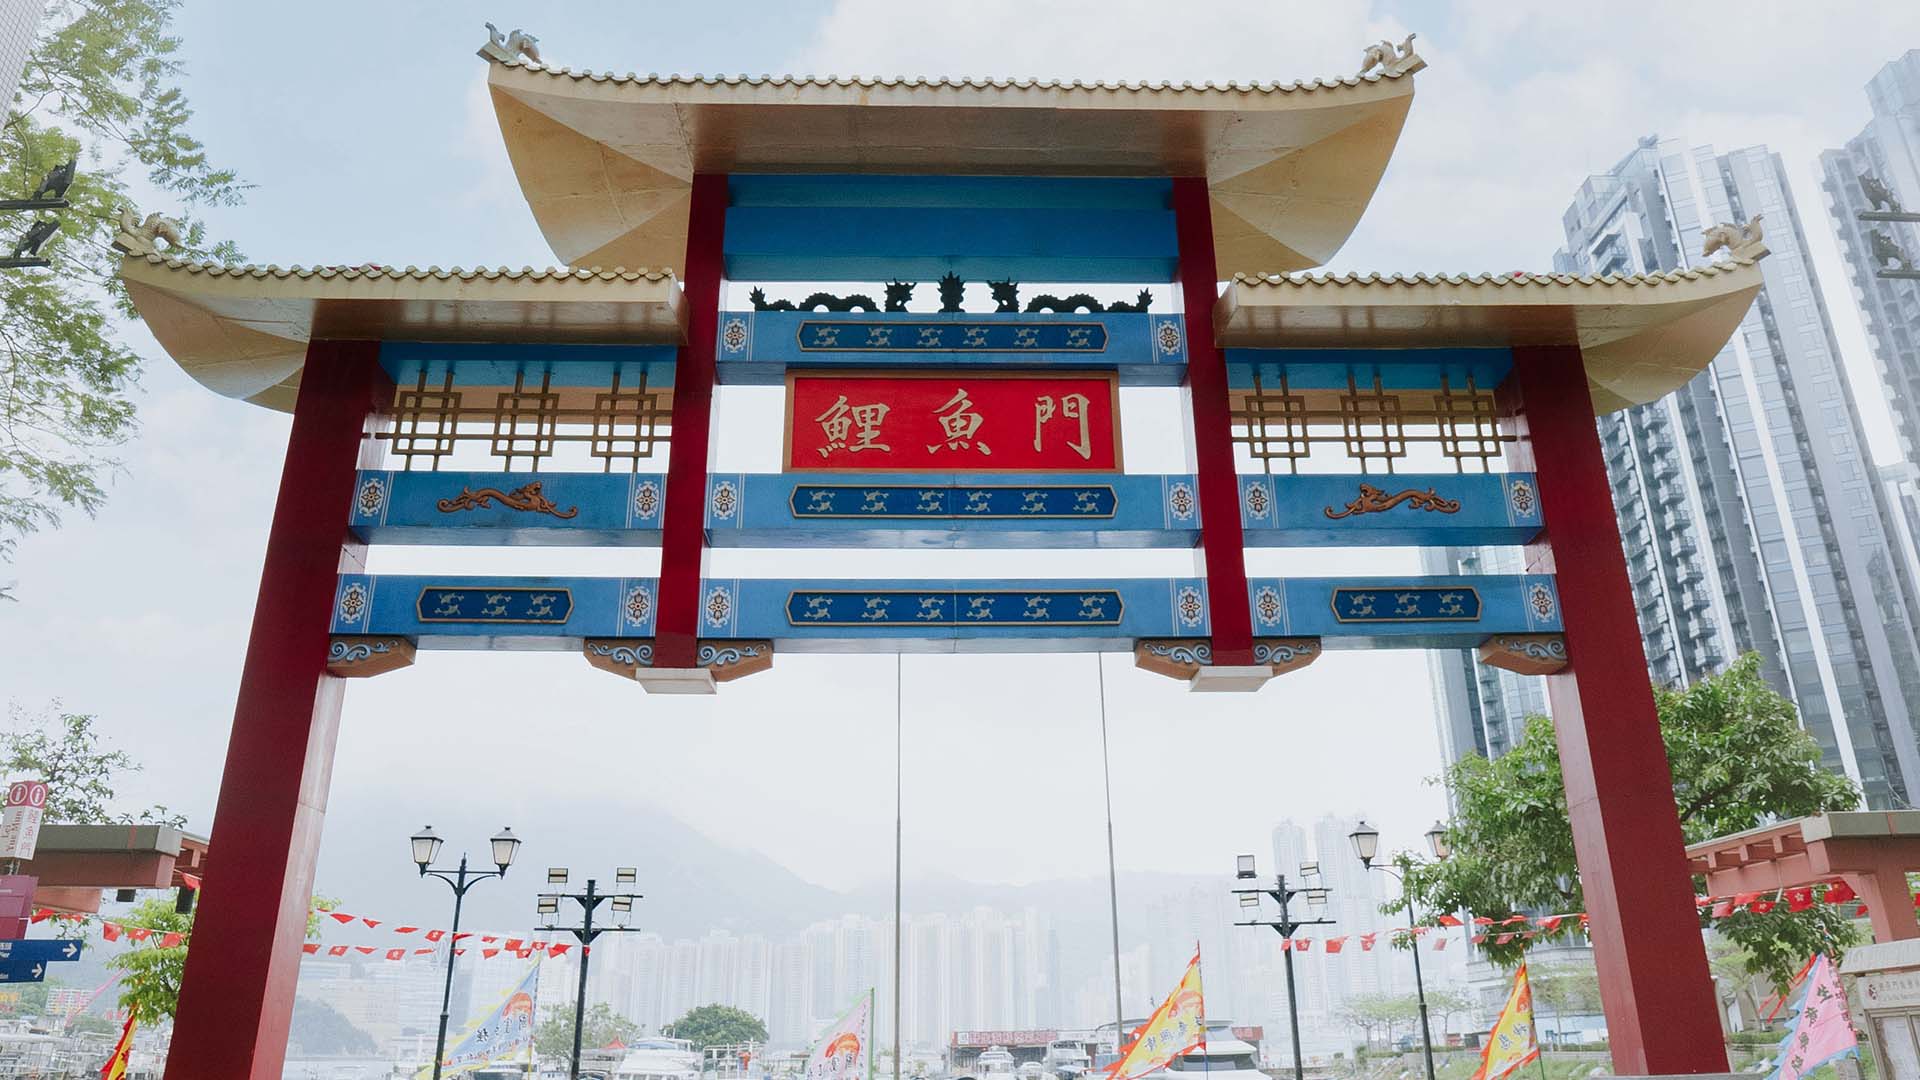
1232,874 -> 1334,1080
543,876 -> 645,1080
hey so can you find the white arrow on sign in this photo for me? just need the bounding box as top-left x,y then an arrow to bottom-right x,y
60,943 -> 76,959
30,964 -> 41,978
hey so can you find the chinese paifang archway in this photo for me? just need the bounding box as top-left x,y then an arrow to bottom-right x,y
122,35 -> 1769,1080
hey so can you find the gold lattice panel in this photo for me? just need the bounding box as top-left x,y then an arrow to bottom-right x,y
377,370 -> 668,473
1232,373 -> 1515,474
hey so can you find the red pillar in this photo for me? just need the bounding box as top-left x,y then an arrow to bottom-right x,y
1509,346 -> 1727,1075
656,173 -> 728,668
1171,177 -> 1253,664
167,341 -> 391,1079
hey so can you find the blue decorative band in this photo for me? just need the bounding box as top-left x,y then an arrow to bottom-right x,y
786,590 -> 1123,627
797,321 -> 1108,353
789,485 -> 1117,519
1330,587 -> 1480,623
416,587 -> 574,624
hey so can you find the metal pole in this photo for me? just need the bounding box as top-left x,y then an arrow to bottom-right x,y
431,856 -> 469,1080
1403,879 -> 1437,1080
1095,654 -> 1125,1055
1277,878 -> 1304,1080
572,879 -> 599,1080
894,654 -> 904,1080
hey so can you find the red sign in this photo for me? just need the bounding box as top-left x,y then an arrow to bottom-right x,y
5,781 -> 46,809
786,372 -> 1121,472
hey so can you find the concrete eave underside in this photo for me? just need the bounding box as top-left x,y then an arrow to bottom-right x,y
486,61 -> 1417,277
120,257 -> 685,412
1213,262 -> 1765,414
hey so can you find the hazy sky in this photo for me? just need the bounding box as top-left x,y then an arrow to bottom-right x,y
5,1 -> 1919,928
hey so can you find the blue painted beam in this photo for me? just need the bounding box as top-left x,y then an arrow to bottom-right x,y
1238,472 -> 1541,547
1224,348 -> 1513,391
348,470 -> 665,546
380,341 -> 679,390
716,310 -> 1189,386
723,175 -> 1177,283
346,469 -> 1541,549
330,573 -> 1559,653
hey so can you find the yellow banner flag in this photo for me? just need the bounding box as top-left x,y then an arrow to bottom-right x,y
100,1014 -> 137,1080
1472,962 -> 1540,1080
1105,946 -> 1205,1080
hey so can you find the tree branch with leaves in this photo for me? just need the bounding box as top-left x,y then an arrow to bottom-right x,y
1398,655 -> 1862,991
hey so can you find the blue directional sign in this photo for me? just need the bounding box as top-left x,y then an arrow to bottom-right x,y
0,938 -> 85,982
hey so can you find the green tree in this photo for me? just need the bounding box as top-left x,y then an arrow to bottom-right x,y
662,1003 -> 768,1049
1531,963 -> 1602,1043
1421,985 -> 1476,1039
102,890 -> 335,1024
105,895 -> 190,1024
1336,992 -> 1418,1049
2,0 -> 244,581
1400,656 -> 1861,990
1,703 -> 184,825
536,1003 -> 643,1059
289,997 -> 378,1056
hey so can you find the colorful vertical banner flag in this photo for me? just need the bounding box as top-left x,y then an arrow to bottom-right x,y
1769,954 -> 1858,1080
1104,945 -> 1206,1080
806,989 -> 874,1080
99,1013 -> 136,1080
1471,962 -> 1539,1080
415,958 -> 541,1078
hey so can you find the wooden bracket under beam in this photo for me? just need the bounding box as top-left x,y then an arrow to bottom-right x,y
325,636 -> 416,678
1477,633 -> 1568,676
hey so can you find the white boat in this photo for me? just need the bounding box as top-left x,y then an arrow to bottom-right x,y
1045,1040 -> 1092,1079
1143,1021 -> 1263,1080
969,1046 -> 1018,1080
613,1036 -> 703,1080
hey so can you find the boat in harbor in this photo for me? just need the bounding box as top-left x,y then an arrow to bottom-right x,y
1141,1020 -> 1264,1080
612,1036 -> 703,1080
1044,1039 -> 1093,1080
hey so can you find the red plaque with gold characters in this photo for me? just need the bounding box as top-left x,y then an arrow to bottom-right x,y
785,371 -> 1121,472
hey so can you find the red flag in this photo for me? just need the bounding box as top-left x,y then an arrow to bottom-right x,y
1326,937 -> 1348,954
455,949 -> 466,956
505,938 -> 524,951
1733,891 -> 1762,907
1786,887 -> 1815,912
301,943 -> 319,954
328,912 -> 354,924
328,945 -> 348,957
385,948 -> 405,961
1293,938 -> 1312,951
1359,933 -> 1378,951
1471,935 -> 1487,945
1711,900 -> 1735,918
531,942 -> 548,952
361,919 -> 381,929
160,933 -> 183,948
1472,916 -> 1495,927
1494,933 -> 1514,945
1749,900 -> 1776,914
354,946 -> 376,955
415,948 -> 434,955
101,923 -> 122,942
1278,939 -> 1292,952
1536,916 -> 1565,932
481,936 -> 498,944
29,909 -> 51,924
1826,880 -> 1858,904
396,926 -> 420,934
1696,895 -> 1716,909
550,944 -> 571,957
425,929 -> 446,943
1433,937 -> 1449,950
124,928 -> 151,942
1436,914 -> 1463,927
1501,914 -> 1528,925
516,949 -> 533,959
181,874 -> 201,890
482,948 -> 500,959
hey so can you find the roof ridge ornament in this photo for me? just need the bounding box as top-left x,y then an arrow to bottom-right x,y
1701,215 -> 1768,263
110,205 -> 183,257
1358,32 -> 1425,78
479,22 -> 542,67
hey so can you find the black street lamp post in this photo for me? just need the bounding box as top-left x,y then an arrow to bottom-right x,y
1348,820 -> 1450,1080
1230,853 -> 1335,1080
411,826 -> 522,1080
541,867 -> 644,1080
